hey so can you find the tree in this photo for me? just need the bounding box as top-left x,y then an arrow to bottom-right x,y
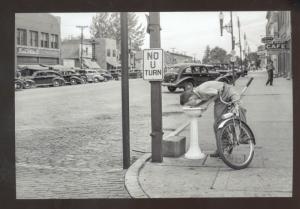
202,45 -> 211,64
90,12 -> 145,50
209,47 -> 228,64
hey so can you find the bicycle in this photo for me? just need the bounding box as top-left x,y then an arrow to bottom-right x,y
216,77 -> 256,170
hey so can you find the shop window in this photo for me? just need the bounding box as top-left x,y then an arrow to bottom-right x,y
17,28 -> 27,46
113,49 -> 116,57
29,31 -> 38,47
41,32 -> 49,48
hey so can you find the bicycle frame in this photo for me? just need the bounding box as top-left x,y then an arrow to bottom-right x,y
217,77 -> 254,130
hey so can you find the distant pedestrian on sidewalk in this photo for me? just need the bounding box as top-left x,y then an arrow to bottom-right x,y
180,81 -> 247,158
266,60 -> 274,86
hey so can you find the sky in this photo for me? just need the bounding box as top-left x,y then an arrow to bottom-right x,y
52,11 -> 267,60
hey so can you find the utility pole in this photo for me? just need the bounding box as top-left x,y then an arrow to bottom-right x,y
237,17 -> 243,70
230,12 -> 236,86
120,12 -> 130,169
76,25 -> 88,69
149,12 -> 163,163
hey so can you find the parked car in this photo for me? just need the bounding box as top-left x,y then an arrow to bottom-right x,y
110,70 -> 121,80
129,69 -> 142,79
75,69 -> 105,83
162,63 -> 225,92
23,70 -> 66,87
14,77 -> 35,90
59,70 -> 84,85
97,69 -> 113,81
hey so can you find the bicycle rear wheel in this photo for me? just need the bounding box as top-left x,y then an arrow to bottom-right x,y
216,119 -> 255,170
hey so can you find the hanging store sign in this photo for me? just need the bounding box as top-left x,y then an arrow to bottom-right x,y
261,36 -> 274,44
265,41 -> 288,50
143,49 -> 164,81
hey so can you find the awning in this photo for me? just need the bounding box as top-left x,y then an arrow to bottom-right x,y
107,60 -> 121,68
83,58 -> 101,69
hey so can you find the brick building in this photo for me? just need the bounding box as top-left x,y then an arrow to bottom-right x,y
15,13 -> 61,66
265,11 -> 291,79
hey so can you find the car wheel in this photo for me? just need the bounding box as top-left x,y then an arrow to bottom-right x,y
70,78 -> 77,85
53,80 -> 60,87
94,77 -> 99,83
81,77 -> 87,84
167,86 -> 177,92
15,81 -> 23,90
23,81 -> 32,89
184,81 -> 193,91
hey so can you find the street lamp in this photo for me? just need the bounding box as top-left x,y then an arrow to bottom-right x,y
219,12 -> 224,36
219,11 -> 236,85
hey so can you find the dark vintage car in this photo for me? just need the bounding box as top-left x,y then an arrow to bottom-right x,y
22,70 -> 66,87
110,70 -> 121,80
75,69 -> 105,83
14,77 -> 35,90
59,70 -> 84,85
162,63 -> 228,92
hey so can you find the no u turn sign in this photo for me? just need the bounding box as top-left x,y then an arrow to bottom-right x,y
143,49 -> 164,81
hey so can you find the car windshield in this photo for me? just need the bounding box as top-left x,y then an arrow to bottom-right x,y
166,67 -> 181,73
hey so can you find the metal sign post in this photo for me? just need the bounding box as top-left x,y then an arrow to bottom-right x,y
120,12 -> 130,169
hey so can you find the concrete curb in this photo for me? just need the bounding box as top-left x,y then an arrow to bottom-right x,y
125,153 -> 151,198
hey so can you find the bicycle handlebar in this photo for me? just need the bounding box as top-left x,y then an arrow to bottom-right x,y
219,77 -> 254,105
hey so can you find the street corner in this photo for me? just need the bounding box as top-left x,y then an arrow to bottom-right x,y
125,153 -> 151,198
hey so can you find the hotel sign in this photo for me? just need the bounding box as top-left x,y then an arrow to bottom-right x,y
261,36 -> 274,44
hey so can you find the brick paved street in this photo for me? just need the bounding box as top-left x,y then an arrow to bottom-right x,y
15,79 -> 185,198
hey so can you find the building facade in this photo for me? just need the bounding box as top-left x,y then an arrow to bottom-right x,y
265,11 -> 291,79
15,13 -> 61,66
61,39 -> 94,68
94,38 -> 119,70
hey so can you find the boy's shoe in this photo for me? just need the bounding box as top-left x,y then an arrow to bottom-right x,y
210,150 -> 220,158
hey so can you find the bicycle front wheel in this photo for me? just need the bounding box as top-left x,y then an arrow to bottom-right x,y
216,119 -> 255,170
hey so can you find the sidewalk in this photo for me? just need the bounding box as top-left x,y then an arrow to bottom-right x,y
125,71 -> 293,198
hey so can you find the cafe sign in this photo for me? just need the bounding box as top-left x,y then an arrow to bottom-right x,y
265,40 -> 288,51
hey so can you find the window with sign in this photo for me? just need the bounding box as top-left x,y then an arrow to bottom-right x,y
50,34 -> 58,49
29,31 -> 38,47
17,28 -> 27,46
41,32 -> 49,48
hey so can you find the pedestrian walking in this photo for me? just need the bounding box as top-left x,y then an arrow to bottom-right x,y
266,60 -> 274,86
180,81 -> 247,157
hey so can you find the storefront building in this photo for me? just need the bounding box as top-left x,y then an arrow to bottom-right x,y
265,11 -> 291,79
15,13 -> 61,66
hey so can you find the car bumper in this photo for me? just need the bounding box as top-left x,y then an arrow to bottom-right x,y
162,82 -> 177,87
